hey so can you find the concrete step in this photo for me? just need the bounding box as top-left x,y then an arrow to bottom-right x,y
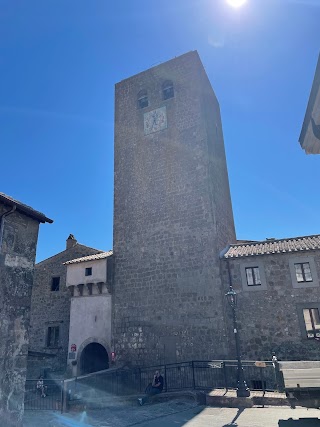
68,390 -> 200,411
206,389 -> 290,408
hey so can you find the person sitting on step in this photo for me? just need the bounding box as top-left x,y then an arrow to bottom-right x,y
138,370 -> 164,405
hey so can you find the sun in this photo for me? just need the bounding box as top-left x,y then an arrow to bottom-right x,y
226,0 -> 247,8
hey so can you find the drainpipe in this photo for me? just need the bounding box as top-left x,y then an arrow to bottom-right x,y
226,258 -> 232,288
0,205 -> 16,251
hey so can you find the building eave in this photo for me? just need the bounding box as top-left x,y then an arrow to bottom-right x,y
0,192 -> 53,224
299,54 -> 320,154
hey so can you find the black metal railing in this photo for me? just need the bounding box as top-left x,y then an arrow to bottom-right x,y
25,360 -> 278,411
24,379 -> 63,411
69,359 -> 278,402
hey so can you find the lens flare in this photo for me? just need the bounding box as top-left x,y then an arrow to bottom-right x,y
226,0 -> 247,8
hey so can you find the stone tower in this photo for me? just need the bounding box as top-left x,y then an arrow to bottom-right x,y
113,51 -> 236,366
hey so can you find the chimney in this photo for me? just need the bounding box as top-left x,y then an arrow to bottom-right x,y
66,234 -> 77,250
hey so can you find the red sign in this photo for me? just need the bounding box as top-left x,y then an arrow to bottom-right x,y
71,344 -> 77,352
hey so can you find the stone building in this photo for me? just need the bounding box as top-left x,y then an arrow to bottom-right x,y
300,54 -> 320,154
25,51 -> 320,382
64,251 -> 113,377
27,235 -> 103,378
0,192 -> 52,427
221,235 -> 320,361
113,50 -> 236,366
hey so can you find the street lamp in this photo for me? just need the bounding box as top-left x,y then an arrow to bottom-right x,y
225,285 -> 250,397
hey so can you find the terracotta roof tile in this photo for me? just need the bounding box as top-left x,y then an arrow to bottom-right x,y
64,251 -> 113,265
223,235 -> 320,259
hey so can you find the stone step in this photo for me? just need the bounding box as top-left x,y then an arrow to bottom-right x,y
68,390 -> 199,411
206,389 -> 290,408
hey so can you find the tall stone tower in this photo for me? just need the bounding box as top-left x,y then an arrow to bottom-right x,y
113,51 -> 235,366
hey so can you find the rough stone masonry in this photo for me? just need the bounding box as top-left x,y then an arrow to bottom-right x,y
113,51 -> 236,366
27,235 -> 103,379
0,193 -> 52,427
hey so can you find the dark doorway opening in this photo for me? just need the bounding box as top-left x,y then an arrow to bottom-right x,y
80,343 -> 109,374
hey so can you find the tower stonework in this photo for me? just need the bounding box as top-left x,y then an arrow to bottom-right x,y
113,51 -> 236,366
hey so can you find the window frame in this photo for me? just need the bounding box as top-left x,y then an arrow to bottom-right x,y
294,262 -> 313,283
240,260 -> 267,291
162,80 -> 174,100
297,303 -> 320,340
85,267 -> 92,276
137,90 -> 148,109
289,256 -> 319,289
51,276 -> 60,292
303,308 -> 320,339
46,325 -> 60,348
245,266 -> 262,286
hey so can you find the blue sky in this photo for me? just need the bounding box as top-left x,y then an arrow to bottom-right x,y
1,0 -> 319,262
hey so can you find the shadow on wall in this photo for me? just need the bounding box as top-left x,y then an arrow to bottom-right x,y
279,419 -> 320,426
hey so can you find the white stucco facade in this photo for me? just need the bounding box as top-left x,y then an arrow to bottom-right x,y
68,294 -> 111,375
66,257 -> 107,287
64,252 -> 112,376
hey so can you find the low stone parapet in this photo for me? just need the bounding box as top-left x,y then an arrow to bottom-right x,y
206,389 -> 290,408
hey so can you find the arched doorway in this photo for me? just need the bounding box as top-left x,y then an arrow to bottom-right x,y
80,342 -> 109,375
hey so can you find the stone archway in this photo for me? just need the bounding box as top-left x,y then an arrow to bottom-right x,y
79,342 -> 109,375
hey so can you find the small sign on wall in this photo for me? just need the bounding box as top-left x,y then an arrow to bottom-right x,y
70,344 -> 77,352
68,352 -> 76,360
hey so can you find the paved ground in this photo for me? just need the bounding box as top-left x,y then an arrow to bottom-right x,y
23,398 -> 320,427
23,396 -> 197,427
136,407 -> 320,426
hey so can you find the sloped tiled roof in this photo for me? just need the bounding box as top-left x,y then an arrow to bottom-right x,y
0,192 -> 53,223
64,251 -> 113,265
36,243 -> 103,266
223,235 -> 320,259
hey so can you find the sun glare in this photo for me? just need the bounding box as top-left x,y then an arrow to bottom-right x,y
226,0 -> 247,8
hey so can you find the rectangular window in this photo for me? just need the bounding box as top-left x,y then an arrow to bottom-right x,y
294,263 -> 313,283
47,326 -> 60,347
163,86 -> 174,100
51,277 -> 60,291
303,308 -> 320,339
85,267 -> 92,276
245,267 -> 261,286
138,97 -> 148,109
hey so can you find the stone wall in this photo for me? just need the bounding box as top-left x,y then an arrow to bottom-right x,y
0,204 -> 40,427
222,250 -> 320,361
27,239 -> 102,378
113,51 -> 236,366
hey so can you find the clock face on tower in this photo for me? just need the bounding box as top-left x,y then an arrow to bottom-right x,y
144,106 -> 167,135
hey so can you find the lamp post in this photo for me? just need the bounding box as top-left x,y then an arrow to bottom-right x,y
225,285 -> 250,397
